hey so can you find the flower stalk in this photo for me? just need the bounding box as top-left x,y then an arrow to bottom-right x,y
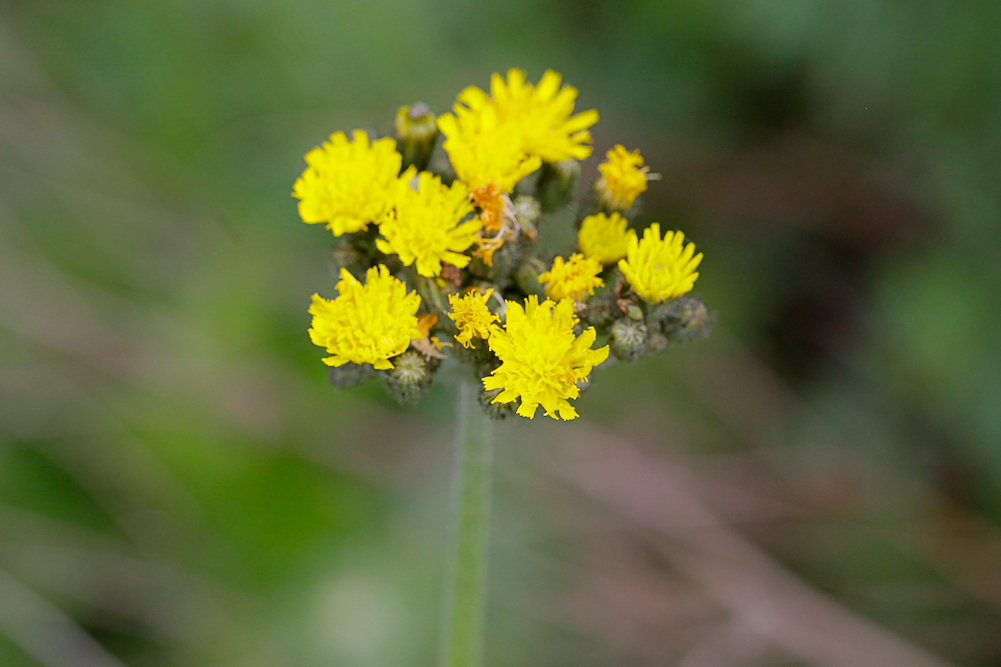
439,377 -> 495,667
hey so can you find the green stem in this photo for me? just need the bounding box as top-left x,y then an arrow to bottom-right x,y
439,378 -> 494,667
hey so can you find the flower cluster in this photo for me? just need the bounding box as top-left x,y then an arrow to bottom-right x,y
376,172 -> 480,277
308,265 -> 422,370
296,69 -> 711,420
595,145 -> 656,213
578,212 -> 635,264
449,288 -> 499,348
483,296 -> 608,420
618,223 -> 702,302
539,254 -> 604,301
294,130 -> 407,236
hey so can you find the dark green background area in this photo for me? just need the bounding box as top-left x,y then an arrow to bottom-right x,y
2,1 -> 1001,665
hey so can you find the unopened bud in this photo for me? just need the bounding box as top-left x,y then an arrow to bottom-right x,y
646,331 -> 670,355
469,240 -> 519,284
609,318 -> 648,362
328,362 -> 374,389
414,275 -> 454,319
514,255 -> 547,298
512,195 -> 542,240
395,103 -> 438,171
330,242 -> 366,279
651,296 -> 712,342
582,302 -> 613,329
536,159 -> 580,212
382,350 -> 434,404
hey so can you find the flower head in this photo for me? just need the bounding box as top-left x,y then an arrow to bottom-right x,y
293,130 -> 409,236
539,254 -> 604,301
618,223 -> 702,302
578,212 -> 636,264
595,145 -> 653,212
483,296 -> 609,420
489,69 -> 599,163
308,265 -> 422,370
377,172 -> 480,277
437,100 -> 541,193
448,288 -> 500,348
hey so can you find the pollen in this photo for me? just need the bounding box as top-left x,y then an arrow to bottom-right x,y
539,254 -> 604,301
578,212 -> 636,264
293,130 -> 409,236
483,296 -> 609,420
618,223 -> 703,302
595,145 -> 654,212
308,265 -> 422,370
377,172 -> 480,277
448,288 -> 500,348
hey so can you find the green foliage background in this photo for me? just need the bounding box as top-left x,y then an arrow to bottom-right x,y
2,1 -> 1001,665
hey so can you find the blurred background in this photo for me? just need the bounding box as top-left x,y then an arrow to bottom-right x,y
2,1 -> 1001,665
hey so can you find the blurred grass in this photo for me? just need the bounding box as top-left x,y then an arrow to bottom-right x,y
2,0 -> 1001,665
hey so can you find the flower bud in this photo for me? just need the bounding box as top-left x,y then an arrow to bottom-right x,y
514,255 -> 547,298
414,274 -> 454,320
646,331 -> 670,355
609,318 -> 648,362
649,296 -> 712,342
328,362 -> 375,389
330,241 -> 367,279
624,303 -> 644,321
536,159 -> 580,212
469,239 -> 520,285
395,103 -> 438,172
512,195 -> 542,240
381,350 -> 435,404
580,285 -> 616,328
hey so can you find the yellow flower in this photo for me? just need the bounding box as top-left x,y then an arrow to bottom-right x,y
293,130 -> 410,236
377,172 -> 480,277
578,212 -> 636,264
437,100 -> 541,193
308,265 -> 422,370
539,254 -> 604,301
595,145 -> 653,212
489,69 -> 599,162
618,223 -> 703,302
448,288 -> 500,348
483,296 -> 609,420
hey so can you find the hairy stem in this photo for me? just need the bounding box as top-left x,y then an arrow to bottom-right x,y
439,378 -> 494,667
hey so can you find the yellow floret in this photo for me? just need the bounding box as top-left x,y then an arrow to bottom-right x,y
437,99 -> 541,193
595,145 -> 653,212
447,288 -> 500,348
308,265 -> 422,370
539,254 -> 604,301
618,223 -> 703,302
489,69 -> 599,163
377,172 -> 480,277
293,130 -> 409,236
483,296 -> 609,420
578,212 -> 636,264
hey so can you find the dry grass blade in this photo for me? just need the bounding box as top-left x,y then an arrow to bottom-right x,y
530,422 -> 957,667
